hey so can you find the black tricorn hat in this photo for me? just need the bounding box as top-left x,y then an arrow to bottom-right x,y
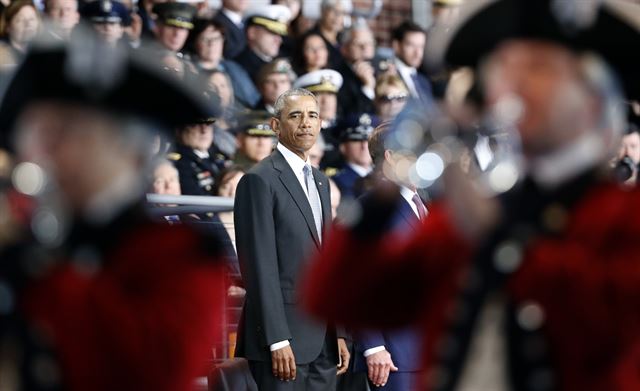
428,0 -> 640,99
0,28 -> 215,149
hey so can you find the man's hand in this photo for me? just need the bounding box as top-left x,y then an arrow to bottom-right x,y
336,338 -> 351,375
271,345 -> 296,382
366,349 -> 398,387
353,60 -> 376,89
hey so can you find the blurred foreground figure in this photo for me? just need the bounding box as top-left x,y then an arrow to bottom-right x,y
304,1 -> 640,391
0,30 -> 225,390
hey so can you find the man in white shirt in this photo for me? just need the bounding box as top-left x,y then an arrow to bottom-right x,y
391,20 -> 434,106
351,121 -> 426,390
212,0 -> 248,59
234,88 -> 350,390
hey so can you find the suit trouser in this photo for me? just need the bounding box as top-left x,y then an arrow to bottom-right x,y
249,335 -> 337,391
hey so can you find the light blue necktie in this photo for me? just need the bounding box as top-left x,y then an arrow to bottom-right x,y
303,164 -> 323,242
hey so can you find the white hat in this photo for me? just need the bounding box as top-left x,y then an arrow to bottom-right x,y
293,69 -> 343,94
244,5 -> 292,36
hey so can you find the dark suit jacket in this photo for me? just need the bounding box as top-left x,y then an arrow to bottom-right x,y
234,149 -> 335,364
336,61 -> 375,118
352,194 -> 423,374
213,10 -> 247,60
233,47 -> 268,85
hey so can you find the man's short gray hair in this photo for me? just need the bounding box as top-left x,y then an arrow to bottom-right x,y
273,88 -> 318,119
340,19 -> 373,46
321,0 -> 352,12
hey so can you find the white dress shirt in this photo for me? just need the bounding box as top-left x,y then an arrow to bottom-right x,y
395,58 -> 419,98
363,186 -> 422,358
347,163 -> 373,178
222,8 -> 243,27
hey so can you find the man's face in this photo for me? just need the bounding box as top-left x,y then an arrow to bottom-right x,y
272,95 -> 321,159
482,40 -> 594,155
93,22 -> 124,46
260,73 -> 291,106
344,29 -> 375,63
45,0 -> 79,32
340,139 -> 372,167
16,102 -> 140,209
196,26 -> 224,64
248,25 -> 282,59
152,162 -> 181,195
317,92 -> 337,122
394,31 -> 425,68
156,23 -> 189,52
238,134 -> 274,162
178,123 -> 213,152
619,132 -> 640,164
320,2 -> 345,33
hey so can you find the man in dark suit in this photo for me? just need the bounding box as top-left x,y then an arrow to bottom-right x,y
212,0 -> 249,59
336,23 -> 376,118
352,122 -> 426,390
234,88 -> 350,390
390,21 -> 434,107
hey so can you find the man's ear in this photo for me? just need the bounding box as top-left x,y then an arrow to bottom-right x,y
236,133 -> 244,148
383,149 -> 393,164
391,39 -> 400,55
270,117 -> 280,137
246,25 -> 257,41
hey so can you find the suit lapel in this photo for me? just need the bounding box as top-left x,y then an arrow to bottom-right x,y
313,166 -> 332,236
272,151 -> 321,248
397,198 -> 421,231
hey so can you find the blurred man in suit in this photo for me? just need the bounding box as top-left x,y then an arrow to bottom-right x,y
234,88 -> 350,390
337,22 -> 376,118
352,122 -> 425,390
391,21 -> 433,106
212,0 -> 249,59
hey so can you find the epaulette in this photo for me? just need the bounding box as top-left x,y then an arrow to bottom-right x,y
167,152 -> 181,161
324,167 -> 338,177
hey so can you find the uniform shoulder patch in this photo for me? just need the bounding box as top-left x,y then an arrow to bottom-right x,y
167,152 -> 181,161
324,167 -> 338,177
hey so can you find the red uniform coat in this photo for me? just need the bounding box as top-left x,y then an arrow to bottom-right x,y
304,177 -> 640,391
19,214 -> 226,391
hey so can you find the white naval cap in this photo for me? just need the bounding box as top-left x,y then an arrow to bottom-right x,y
244,4 -> 292,36
293,69 -> 343,94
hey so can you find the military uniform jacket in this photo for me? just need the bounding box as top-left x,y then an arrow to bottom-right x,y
169,143 -> 224,196
305,170 -> 640,391
1,204 -> 226,390
234,150 -> 336,365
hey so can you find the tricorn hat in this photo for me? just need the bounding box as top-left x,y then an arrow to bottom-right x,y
0,30 -> 216,149
428,0 -> 640,99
